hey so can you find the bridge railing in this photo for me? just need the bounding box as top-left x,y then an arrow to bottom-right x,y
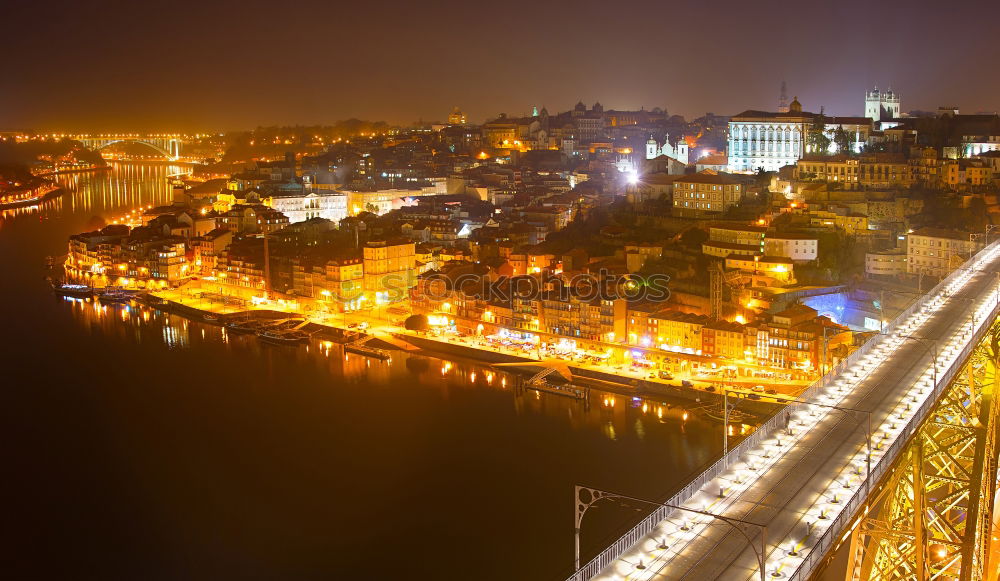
568,239 -> 1000,581
785,257 -> 1000,580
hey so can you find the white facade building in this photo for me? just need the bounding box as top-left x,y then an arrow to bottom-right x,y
865,249 -> 907,277
728,97 -> 873,172
864,87 -> 900,123
645,135 -> 689,164
906,228 -> 979,277
344,183 -> 449,217
268,191 -> 347,224
823,120 -> 872,154
764,235 -> 818,262
962,136 -> 1000,158
727,98 -> 810,173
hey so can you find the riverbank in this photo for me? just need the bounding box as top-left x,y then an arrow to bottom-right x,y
103,158 -> 204,166
34,165 -> 111,178
395,331 -> 782,416
0,184 -> 64,209
140,291 -> 782,417
2,165 -> 114,209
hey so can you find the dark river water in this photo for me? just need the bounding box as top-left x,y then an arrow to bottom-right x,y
0,163 -> 723,580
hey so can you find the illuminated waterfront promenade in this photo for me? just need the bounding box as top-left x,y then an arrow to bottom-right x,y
575,241 -> 1000,580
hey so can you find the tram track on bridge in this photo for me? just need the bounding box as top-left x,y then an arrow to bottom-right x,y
610,263 -> 1000,580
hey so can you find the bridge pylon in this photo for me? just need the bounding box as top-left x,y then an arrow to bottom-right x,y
845,318 -> 1000,581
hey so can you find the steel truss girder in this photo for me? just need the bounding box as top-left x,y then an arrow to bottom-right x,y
846,322 -> 1000,581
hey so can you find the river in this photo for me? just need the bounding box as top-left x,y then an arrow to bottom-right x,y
0,162 -> 724,580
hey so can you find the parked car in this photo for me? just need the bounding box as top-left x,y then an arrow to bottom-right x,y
658,370 -> 673,380
752,385 -> 765,392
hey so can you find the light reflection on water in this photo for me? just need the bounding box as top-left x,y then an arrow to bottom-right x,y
61,296 -> 724,438
0,162 -> 186,228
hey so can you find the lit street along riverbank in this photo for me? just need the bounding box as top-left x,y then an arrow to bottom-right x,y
0,162 -> 735,580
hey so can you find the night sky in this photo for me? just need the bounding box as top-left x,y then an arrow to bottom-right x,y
4,0 -> 1000,131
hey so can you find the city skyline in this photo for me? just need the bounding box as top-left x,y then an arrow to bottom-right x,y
5,0 -> 1000,131
7,2 -> 1000,580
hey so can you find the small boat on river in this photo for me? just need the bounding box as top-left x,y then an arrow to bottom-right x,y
226,319 -> 268,334
258,329 -> 310,346
98,289 -> 142,303
525,379 -> 587,400
344,343 -> 391,360
53,283 -> 93,299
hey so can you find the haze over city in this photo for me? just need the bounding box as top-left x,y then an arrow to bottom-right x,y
5,0 -> 1000,131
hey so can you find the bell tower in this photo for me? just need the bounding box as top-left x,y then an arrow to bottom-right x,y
865,86 -> 881,122
646,136 -> 659,160
676,140 -> 689,165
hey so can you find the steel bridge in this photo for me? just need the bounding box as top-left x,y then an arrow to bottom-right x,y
73,134 -> 185,160
571,240 -> 1000,581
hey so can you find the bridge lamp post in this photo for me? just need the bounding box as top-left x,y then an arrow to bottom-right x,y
876,287 -> 937,335
721,386 -> 774,457
892,289 -> 981,347
723,387 -> 731,455
896,334 -> 939,389
983,224 -> 1000,247
937,295 -> 982,342
781,398 -> 873,497
572,485 -> 768,581
747,382 -> 870,481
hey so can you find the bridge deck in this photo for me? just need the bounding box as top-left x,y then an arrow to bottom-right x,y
588,244 -> 1000,581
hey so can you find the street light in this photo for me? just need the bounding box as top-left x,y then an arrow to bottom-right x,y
793,400 -> 872,496
984,224 -> 1000,246
895,333 -> 939,388
738,388 -> 875,497
723,386 -> 731,456
572,485 -> 769,581
935,295 -> 981,341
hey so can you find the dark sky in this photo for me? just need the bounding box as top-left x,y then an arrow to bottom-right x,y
4,0 -> 1000,132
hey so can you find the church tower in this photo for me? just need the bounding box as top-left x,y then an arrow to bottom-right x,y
676,140 -> 689,164
646,136 -> 659,160
865,87 -> 882,122
882,88 -> 900,119
865,86 -> 902,122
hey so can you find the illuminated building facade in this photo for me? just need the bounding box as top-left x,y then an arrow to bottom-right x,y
725,255 -> 795,285
447,107 -> 467,125
267,191 -> 347,224
363,238 -> 416,303
864,86 -> 901,123
645,135 -> 689,164
728,97 -> 870,172
764,234 -> 818,262
728,98 -> 810,172
906,227 -> 980,277
672,171 -> 745,217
